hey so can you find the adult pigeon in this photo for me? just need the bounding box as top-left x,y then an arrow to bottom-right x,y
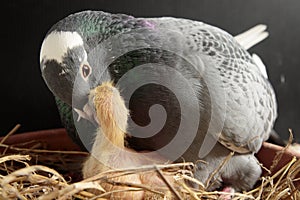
39,10 -> 277,192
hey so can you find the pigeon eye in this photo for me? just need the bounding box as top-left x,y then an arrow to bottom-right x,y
82,64 -> 91,78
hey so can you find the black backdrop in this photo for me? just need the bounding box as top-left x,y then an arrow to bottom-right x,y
2,0 -> 300,142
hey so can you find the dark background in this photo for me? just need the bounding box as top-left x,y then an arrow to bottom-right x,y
2,0 -> 300,142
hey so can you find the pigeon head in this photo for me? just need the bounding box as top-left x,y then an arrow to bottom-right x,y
39,11 -> 152,110
40,30 -> 94,108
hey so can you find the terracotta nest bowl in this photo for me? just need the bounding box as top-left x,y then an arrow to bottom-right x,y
1,128 -> 299,185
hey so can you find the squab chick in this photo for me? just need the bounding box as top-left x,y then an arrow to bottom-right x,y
82,82 -> 182,199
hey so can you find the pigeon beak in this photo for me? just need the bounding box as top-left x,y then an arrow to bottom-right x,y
73,99 -> 99,127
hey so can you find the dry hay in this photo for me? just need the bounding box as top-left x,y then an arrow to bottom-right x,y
0,125 -> 299,199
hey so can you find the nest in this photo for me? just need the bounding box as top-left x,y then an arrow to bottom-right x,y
0,125 -> 299,199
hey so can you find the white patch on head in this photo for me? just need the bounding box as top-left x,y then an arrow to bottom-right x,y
40,31 -> 84,65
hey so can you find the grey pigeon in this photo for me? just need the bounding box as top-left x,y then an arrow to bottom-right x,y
39,10 -> 277,192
